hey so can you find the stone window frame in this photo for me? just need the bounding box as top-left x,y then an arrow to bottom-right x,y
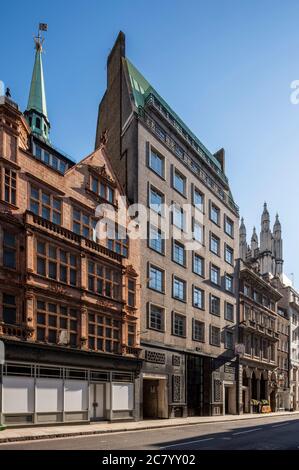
192,217 -> 204,244
2,228 -> 18,270
192,285 -> 205,310
36,298 -> 79,347
210,232 -> 221,257
209,200 -> 221,227
210,325 -> 221,347
0,164 -> 17,206
127,323 -> 136,347
192,252 -> 205,277
172,275 -> 187,302
225,273 -> 234,293
127,277 -> 136,308
148,183 -> 165,216
210,293 -> 221,317
172,311 -> 186,338
191,184 -> 205,213
192,318 -> 205,342
148,223 -> 165,255
224,214 -> 234,238
224,243 -> 234,265
36,238 -> 78,287
172,203 -> 186,231
90,174 -> 115,204
0,291 -> 20,325
225,329 -> 234,349
210,263 -> 221,286
148,302 -> 165,332
88,259 -> 121,300
172,166 -> 187,197
29,183 -> 62,225
172,238 -> 186,267
88,310 -> 121,354
72,205 -> 96,240
224,301 -> 234,322
106,223 -> 129,258
148,263 -> 165,294
147,146 -> 166,179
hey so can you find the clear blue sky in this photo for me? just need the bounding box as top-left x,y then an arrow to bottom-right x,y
1,0 -> 299,286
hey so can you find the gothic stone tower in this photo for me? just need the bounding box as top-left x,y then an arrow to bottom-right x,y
239,203 -> 283,277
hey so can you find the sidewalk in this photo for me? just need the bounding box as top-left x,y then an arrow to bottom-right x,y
1,411 -> 299,443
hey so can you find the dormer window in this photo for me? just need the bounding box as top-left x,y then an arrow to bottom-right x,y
32,143 -> 69,174
91,175 -> 114,204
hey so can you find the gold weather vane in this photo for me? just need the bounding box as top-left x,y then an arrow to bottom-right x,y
34,23 -> 48,51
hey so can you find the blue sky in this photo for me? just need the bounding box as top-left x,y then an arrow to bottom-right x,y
1,0 -> 299,286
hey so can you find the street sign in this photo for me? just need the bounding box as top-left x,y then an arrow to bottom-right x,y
234,343 -> 245,356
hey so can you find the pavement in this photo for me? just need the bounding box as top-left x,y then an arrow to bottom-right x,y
0,410 -> 298,444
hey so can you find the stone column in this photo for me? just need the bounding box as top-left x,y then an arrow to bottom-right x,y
257,379 -> 261,401
80,306 -> 88,350
25,229 -> 34,274
24,289 -> 35,340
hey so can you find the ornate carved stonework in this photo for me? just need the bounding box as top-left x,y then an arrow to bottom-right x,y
99,129 -> 108,146
49,284 -> 67,295
125,265 -> 138,277
23,326 -> 35,339
97,299 -> 117,310
25,290 -> 34,300
89,164 -> 116,187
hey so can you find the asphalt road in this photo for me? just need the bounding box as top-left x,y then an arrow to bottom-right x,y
1,415 -> 299,450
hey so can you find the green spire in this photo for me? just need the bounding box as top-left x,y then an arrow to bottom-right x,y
25,28 -> 50,142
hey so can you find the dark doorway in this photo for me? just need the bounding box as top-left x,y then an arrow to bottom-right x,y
143,378 -> 167,419
260,375 -> 266,400
270,390 -> 276,412
143,379 -> 159,419
252,372 -> 257,399
225,387 -> 229,414
186,355 -> 204,416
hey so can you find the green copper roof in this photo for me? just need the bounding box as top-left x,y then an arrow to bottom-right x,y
27,47 -> 48,118
125,58 -> 222,172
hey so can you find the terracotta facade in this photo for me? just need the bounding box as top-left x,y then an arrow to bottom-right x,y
0,96 -> 141,426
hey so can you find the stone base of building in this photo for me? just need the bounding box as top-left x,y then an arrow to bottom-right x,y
140,344 -> 237,419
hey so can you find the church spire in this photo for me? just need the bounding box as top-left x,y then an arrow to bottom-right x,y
273,213 -> 281,236
239,217 -> 248,261
25,24 -> 50,142
261,202 -> 270,231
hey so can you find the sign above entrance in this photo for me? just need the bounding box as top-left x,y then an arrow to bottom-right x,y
234,343 -> 245,356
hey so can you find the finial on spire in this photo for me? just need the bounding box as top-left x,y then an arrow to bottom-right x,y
274,212 -> 281,232
240,217 -> 246,237
251,226 -> 258,242
34,23 -> 48,52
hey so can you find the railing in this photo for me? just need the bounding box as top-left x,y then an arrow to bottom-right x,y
144,93 -> 228,184
26,212 -> 122,263
28,212 -> 81,243
138,105 -> 239,216
84,238 -> 122,262
0,324 -> 25,338
122,345 -> 142,358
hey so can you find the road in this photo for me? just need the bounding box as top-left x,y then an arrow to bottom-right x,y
1,415 -> 299,450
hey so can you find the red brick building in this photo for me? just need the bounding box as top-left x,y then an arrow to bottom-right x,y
0,31 -> 141,426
